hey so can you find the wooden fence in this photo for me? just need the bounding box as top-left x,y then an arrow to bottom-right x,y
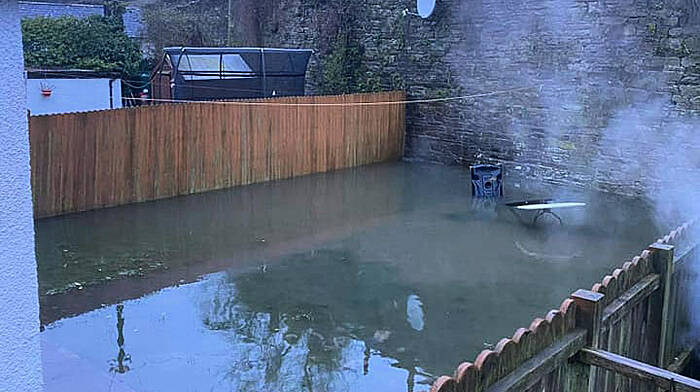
431,221 -> 700,392
667,234 -> 699,374
29,92 -> 406,218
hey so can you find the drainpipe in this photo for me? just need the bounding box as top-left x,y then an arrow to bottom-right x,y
260,48 -> 266,97
109,79 -> 114,109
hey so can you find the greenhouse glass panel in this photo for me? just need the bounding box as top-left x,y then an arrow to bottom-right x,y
222,54 -> 253,78
179,54 -> 221,80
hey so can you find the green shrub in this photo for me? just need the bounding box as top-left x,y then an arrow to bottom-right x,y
321,31 -> 381,94
21,15 -> 143,78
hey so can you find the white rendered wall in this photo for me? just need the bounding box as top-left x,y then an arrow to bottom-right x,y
0,1 -> 43,391
27,78 -> 122,115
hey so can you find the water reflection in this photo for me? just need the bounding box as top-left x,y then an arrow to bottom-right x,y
109,304 -> 131,374
42,271 -> 433,391
406,295 -> 425,332
202,249 -> 434,390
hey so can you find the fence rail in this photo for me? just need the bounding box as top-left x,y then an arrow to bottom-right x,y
29,92 -> 406,218
432,221 -> 698,392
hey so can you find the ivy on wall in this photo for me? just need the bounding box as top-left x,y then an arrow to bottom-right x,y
312,0 -> 382,95
320,31 -> 381,94
21,15 -> 143,78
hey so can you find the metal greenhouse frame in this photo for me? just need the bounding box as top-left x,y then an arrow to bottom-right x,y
151,47 -> 313,101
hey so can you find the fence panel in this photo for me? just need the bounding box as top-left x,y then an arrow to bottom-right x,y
670,247 -> 697,361
590,248 -> 660,392
430,297 -> 583,392
431,221 -> 697,392
29,92 -> 406,218
662,222 -> 698,372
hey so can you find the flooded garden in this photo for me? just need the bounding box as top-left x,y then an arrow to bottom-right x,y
37,162 -> 665,392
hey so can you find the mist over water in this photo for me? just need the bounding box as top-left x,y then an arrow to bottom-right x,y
600,103 -> 700,349
450,0 -> 700,349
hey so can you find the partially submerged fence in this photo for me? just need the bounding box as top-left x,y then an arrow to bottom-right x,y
29,92 -> 406,218
431,221 -> 700,392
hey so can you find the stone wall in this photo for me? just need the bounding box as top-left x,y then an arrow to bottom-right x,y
236,0 -> 700,196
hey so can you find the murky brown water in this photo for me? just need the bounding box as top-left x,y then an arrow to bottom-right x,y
37,162 -> 663,392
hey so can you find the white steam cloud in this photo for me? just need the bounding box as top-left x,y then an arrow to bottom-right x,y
450,0 -> 700,354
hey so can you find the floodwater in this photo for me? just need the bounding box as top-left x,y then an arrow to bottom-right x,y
37,162 -> 663,392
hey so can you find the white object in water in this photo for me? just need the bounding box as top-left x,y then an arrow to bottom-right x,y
406,294 -> 425,331
515,202 -> 586,210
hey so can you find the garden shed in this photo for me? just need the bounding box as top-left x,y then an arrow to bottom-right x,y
151,47 -> 313,101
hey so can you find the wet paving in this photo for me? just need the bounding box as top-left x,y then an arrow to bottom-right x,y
36,162 -> 665,392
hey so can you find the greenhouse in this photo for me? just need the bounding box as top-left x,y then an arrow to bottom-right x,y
151,47 -> 313,101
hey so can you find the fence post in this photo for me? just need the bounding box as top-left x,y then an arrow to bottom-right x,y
568,289 -> 605,392
649,243 -> 675,368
